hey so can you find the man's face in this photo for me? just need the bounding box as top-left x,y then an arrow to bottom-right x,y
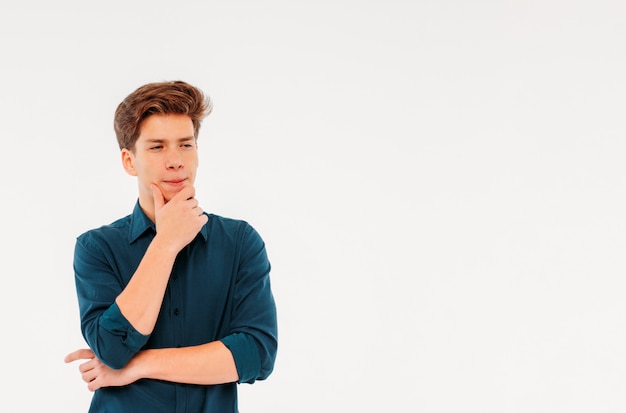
122,114 -> 199,206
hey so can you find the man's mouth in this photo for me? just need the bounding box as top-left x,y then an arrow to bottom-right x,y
162,178 -> 187,186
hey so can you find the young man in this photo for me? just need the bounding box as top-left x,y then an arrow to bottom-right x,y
65,81 -> 278,412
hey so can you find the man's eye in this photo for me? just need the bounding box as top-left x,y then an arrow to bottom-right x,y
150,145 -> 163,150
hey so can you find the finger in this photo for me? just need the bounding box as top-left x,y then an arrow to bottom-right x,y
196,207 -> 209,220
65,348 -> 95,363
79,359 -> 96,374
82,369 -> 97,383
185,185 -> 196,200
152,184 -> 165,210
170,184 -> 195,201
88,378 -> 101,392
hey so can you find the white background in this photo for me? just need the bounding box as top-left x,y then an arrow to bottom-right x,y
1,1 -> 625,412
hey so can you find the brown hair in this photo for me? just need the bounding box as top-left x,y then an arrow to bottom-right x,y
114,80 -> 212,150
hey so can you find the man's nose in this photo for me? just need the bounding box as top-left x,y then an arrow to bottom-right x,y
165,149 -> 183,169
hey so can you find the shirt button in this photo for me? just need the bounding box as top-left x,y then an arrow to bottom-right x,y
174,308 -> 180,316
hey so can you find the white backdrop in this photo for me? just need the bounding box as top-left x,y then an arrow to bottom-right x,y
1,1 -> 625,412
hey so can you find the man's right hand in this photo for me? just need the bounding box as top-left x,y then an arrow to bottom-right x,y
152,184 -> 208,253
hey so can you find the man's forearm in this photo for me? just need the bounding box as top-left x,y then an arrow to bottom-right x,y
128,340 -> 239,385
115,234 -> 179,335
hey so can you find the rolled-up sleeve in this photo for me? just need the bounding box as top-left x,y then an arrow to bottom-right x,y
74,234 -> 150,369
220,224 -> 278,384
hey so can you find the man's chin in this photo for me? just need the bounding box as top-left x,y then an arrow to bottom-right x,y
161,186 -> 186,203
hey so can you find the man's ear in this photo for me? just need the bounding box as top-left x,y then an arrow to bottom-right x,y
121,148 -> 138,176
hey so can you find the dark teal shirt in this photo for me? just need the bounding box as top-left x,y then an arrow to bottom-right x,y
73,202 -> 278,413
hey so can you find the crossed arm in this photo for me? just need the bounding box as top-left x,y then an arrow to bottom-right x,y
65,341 -> 238,391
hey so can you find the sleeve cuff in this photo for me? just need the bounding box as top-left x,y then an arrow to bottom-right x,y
98,302 -> 150,367
221,333 -> 262,384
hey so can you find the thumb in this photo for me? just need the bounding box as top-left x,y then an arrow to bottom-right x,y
152,184 -> 165,211
64,348 -> 95,363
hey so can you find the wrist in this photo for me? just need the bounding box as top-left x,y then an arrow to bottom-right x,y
127,350 -> 153,382
151,233 -> 182,257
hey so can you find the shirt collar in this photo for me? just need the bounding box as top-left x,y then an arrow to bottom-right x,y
128,200 -> 208,244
